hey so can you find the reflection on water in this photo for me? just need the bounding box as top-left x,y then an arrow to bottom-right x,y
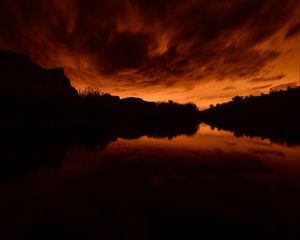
0,124 -> 299,239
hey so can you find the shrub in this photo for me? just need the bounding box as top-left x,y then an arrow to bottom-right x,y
79,87 -> 106,98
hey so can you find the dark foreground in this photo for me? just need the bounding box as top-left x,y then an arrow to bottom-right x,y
0,49 -> 299,239
0,124 -> 300,240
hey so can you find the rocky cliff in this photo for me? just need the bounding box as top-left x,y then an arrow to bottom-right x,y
0,49 -> 78,99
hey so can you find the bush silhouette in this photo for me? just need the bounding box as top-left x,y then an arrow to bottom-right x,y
201,86 -> 300,145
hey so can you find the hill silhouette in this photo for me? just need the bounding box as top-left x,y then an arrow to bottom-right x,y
201,87 -> 300,145
0,49 -> 78,99
0,49 -> 199,127
0,50 -> 202,129
0,48 -> 299,147
0,49 -> 200,184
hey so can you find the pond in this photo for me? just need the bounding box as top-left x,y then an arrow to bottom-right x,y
0,124 -> 299,239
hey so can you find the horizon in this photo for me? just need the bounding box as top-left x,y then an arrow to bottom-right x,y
0,2 -> 300,237
4,47 -> 298,111
0,0 -> 299,108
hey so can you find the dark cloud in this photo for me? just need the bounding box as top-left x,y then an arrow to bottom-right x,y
285,22 -> 300,38
0,0 -> 298,97
102,31 -> 150,73
249,74 -> 285,83
223,87 -> 237,91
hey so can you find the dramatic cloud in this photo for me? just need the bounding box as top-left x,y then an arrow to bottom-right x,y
285,22 -> 300,38
249,74 -> 285,83
223,87 -> 237,91
0,0 -> 299,107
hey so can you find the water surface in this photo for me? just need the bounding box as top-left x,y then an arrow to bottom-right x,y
0,124 -> 299,239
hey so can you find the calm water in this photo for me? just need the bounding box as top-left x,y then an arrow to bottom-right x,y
0,124 -> 299,239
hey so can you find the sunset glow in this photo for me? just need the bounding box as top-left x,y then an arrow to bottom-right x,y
0,0 -> 299,108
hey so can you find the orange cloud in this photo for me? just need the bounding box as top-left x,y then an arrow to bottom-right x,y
0,0 -> 299,107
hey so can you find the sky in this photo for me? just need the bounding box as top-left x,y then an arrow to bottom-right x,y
0,0 -> 299,108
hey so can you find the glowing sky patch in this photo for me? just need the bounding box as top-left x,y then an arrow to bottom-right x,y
0,0 -> 299,108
